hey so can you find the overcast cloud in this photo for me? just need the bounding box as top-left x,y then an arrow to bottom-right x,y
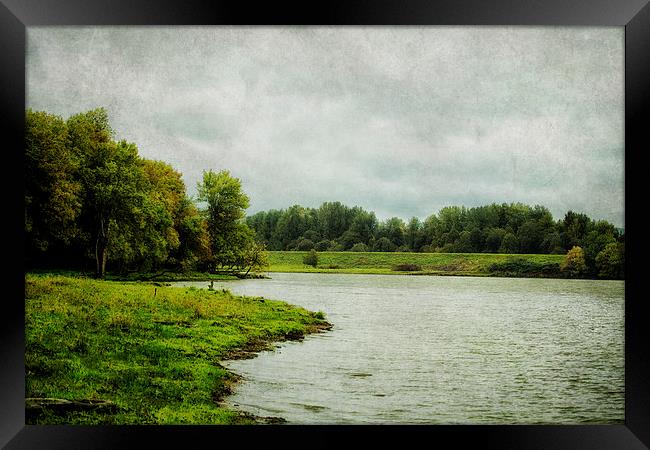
26,27 -> 624,227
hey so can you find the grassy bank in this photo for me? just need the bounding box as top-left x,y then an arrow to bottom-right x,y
267,251 -> 566,278
25,274 -> 330,424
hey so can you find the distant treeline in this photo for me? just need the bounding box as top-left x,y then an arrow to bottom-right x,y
25,108 -> 267,278
246,202 -> 625,278
26,107 -> 624,280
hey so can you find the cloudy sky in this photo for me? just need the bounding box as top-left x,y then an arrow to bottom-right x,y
26,27 -> 624,227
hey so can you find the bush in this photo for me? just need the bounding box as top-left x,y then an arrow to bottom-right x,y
487,257 -> 562,277
295,238 -> 315,251
561,246 -> 588,277
391,263 -> 421,272
302,249 -> 318,267
595,242 -> 624,279
314,240 -> 332,251
349,243 -> 368,252
372,237 -> 396,252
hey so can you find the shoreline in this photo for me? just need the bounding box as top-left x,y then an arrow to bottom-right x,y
25,274 -> 332,425
216,321 -> 333,424
264,250 -> 622,280
259,268 -> 611,281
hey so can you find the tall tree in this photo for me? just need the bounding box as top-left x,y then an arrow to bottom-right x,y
24,109 -> 81,259
25,110 -> 81,262
110,159 -> 187,272
68,109 -> 145,278
196,169 -> 251,272
174,198 -> 211,271
405,217 -> 423,252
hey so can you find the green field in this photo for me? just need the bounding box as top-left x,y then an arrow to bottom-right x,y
266,251 -> 566,277
25,274 -> 329,424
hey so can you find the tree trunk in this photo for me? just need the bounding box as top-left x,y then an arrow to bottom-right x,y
95,238 -> 108,279
95,215 -> 109,279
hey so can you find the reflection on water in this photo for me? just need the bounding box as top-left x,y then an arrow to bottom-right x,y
174,273 -> 624,424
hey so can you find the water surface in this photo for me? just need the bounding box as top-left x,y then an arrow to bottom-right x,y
174,273 -> 624,424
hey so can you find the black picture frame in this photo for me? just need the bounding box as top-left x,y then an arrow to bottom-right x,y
2,1 -> 649,448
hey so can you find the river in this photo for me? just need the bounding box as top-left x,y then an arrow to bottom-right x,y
173,273 -> 624,424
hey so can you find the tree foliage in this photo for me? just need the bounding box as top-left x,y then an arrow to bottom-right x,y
561,246 -> 588,278
303,249 -> 318,267
25,108 -> 266,277
25,110 -> 81,255
245,201 -> 624,278
595,242 -> 624,279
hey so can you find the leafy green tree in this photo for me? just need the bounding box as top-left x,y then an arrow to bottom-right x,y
295,238 -> 315,251
303,249 -> 318,267
303,229 -> 321,243
540,231 -> 564,254
561,246 -> 588,277
517,221 -> 545,253
263,209 -> 284,249
112,159 -> 187,272
317,202 -> 351,240
273,205 -> 310,249
595,242 -> 624,279
239,239 -> 269,276
499,232 -> 519,254
372,236 -> 397,252
328,240 -> 346,251
67,108 -> 146,278
456,230 -> 473,253
349,209 -> 378,244
405,217 -> 424,252
82,140 -> 145,278
175,198 -> 211,271
350,242 -> 369,252
422,214 -> 441,249
581,221 -> 618,275
560,211 -> 593,250
339,230 -> 362,250
379,217 -> 405,248
25,110 -> 81,259
485,228 -> 506,252
196,170 -> 251,272
468,228 -> 484,252
314,240 -> 332,251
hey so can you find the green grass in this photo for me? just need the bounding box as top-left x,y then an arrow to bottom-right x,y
266,251 -> 566,277
25,274 -> 330,424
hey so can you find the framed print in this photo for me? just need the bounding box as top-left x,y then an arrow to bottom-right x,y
3,0 -> 649,448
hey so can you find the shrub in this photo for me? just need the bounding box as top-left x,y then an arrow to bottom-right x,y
487,257 -> 562,277
314,240 -> 332,251
349,243 -> 369,252
372,237 -> 396,252
295,238 -> 315,251
560,246 -> 588,277
302,249 -> 318,267
595,242 -> 624,279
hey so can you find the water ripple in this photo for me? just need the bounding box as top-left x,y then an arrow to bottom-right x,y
176,274 -> 624,424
